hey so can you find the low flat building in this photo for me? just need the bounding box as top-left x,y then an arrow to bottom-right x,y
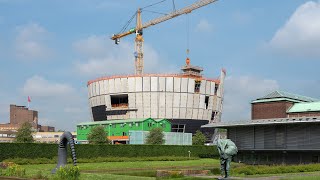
0,131 -> 77,143
203,90 -> 320,164
77,118 -> 171,144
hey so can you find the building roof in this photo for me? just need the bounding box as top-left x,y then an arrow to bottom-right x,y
77,118 -> 155,126
87,73 -> 220,86
287,101 -> 320,113
252,90 -> 318,103
154,119 -> 170,123
201,116 -> 320,128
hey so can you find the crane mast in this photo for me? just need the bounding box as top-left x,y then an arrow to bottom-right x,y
111,0 -> 218,75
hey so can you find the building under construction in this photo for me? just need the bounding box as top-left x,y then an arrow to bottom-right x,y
87,60 -> 225,134
85,0 -> 224,135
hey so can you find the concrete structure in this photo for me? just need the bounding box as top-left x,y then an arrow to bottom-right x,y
77,118 -> 171,144
87,61 -> 225,134
203,90 -> 320,164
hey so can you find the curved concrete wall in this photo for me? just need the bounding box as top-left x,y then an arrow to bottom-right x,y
88,75 -> 224,122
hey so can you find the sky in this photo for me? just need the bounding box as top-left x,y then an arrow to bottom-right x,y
0,0 -> 320,131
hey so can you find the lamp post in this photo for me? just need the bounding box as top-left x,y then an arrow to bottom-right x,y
109,124 -> 112,137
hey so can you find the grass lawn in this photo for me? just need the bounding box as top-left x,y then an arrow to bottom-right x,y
10,159 -> 320,180
20,158 -> 220,179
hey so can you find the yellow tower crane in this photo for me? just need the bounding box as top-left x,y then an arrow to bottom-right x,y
111,0 -> 218,75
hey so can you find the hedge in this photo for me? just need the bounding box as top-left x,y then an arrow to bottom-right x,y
0,143 -> 218,161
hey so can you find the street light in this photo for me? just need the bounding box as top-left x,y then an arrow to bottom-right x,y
109,124 -> 112,137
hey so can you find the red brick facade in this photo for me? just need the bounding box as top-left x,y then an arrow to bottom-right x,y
10,104 -> 38,128
252,101 -> 294,120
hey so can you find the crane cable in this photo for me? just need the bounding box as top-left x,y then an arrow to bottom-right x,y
186,13 -> 190,57
118,0 -> 169,34
118,11 -> 137,34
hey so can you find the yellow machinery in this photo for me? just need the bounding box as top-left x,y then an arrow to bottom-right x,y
111,0 -> 218,75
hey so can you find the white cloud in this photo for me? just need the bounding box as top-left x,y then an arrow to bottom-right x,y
195,19 -> 213,32
15,23 -> 52,60
222,75 -> 279,122
22,75 -> 74,97
18,75 -> 89,131
73,35 -> 176,77
269,1 -> 320,57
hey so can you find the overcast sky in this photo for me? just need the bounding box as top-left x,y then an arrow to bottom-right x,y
0,0 -> 320,131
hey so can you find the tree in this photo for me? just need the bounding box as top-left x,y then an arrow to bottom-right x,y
15,122 -> 34,143
87,125 -> 110,144
192,130 -> 206,145
146,127 -> 165,145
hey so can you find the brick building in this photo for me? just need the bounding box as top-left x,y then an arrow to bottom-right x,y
10,105 -> 38,129
203,90 -> 320,164
252,91 -> 319,120
0,104 -> 55,132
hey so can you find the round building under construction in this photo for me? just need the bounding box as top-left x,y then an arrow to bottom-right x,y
87,59 -> 225,134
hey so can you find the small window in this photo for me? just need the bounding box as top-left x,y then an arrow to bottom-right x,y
123,132 -> 127,136
194,80 -> 201,93
148,122 -> 152,127
205,96 -> 209,109
136,122 -> 139,127
214,84 -> 219,95
129,123 -> 132,127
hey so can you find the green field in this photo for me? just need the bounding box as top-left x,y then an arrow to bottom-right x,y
20,159 -> 219,180
2,159 -> 320,179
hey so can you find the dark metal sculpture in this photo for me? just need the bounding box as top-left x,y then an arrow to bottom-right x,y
51,131 -> 77,173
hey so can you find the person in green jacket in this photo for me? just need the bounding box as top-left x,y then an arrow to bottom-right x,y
217,139 -> 238,178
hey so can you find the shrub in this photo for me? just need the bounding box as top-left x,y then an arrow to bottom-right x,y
0,163 -> 26,177
87,125 -> 110,144
192,130 -> 207,145
146,127 -> 165,145
0,143 -> 218,161
15,122 -> 34,143
54,165 -> 80,180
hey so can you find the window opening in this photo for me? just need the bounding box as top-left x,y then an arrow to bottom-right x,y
205,96 -> 209,109
171,124 -> 185,133
214,84 -> 219,95
194,80 -> 201,93
111,94 -> 128,108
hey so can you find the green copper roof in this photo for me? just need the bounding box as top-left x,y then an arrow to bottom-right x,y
252,90 -> 318,103
77,118 -> 154,126
287,101 -> 320,113
252,98 -> 303,104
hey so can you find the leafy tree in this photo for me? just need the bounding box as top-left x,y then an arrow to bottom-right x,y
15,122 -> 34,143
192,130 -> 206,145
146,127 -> 165,145
87,125 -> 110,144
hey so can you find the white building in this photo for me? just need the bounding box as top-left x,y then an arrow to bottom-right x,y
87,60 -> 225,134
